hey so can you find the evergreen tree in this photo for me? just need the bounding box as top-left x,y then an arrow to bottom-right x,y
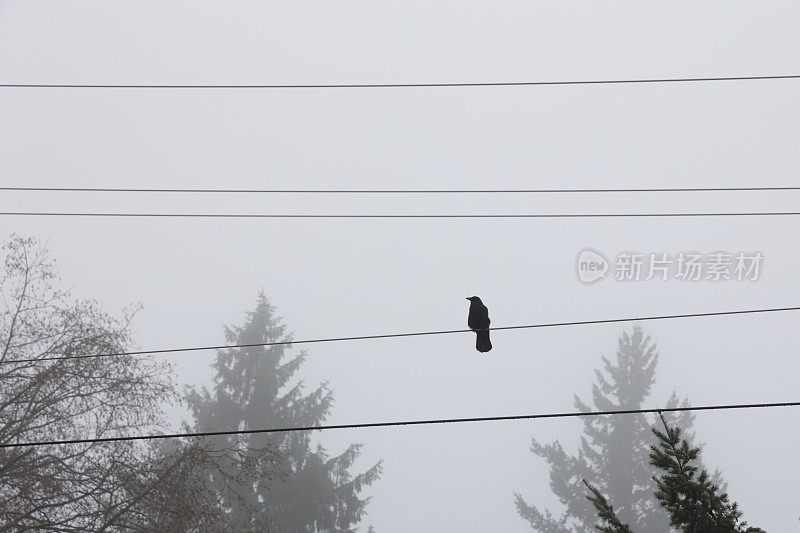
585,415 -> 763,533
649,414 -> 763,533
186,293 -> 381,532
514,326 -> 702,532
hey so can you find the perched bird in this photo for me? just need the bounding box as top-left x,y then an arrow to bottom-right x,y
466,296 -> 492,353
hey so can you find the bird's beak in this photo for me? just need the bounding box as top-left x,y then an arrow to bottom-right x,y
465,297 -> 470,300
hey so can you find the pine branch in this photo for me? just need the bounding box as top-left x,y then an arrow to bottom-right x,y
582,480 -> 634,533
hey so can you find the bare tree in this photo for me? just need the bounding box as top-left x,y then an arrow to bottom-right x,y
102,437 -> 284,532
0,236 -> 281,531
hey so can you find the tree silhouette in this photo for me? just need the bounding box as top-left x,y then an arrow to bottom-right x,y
515,326 -> 710,532
186,293 -> 381,531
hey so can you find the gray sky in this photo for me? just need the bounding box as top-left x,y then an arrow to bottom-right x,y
2,1 -> 799,531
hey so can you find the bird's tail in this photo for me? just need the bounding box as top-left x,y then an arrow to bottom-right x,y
475,330 -> 492,353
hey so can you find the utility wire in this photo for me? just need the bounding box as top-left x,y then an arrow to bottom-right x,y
3,305 -> 798,365
1,211 -> 800,219
2,186 -> 800,194
2,400 -> 798,449
1,74 -> 799,90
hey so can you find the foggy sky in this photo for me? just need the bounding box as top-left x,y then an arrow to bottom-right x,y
1,2 -> 799,531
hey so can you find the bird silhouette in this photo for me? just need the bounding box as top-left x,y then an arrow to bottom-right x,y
466,296 -> 492,353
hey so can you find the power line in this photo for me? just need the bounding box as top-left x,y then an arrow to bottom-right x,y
1,74 -> 799,90
2,186 -> 800,194
0,211 -> 799,219
2,400 -> 797,449
4,305 -> 798,365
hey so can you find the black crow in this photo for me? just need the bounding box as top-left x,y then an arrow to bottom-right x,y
466,296 -> 492,353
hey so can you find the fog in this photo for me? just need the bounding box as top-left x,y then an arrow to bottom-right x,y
1,1 -> 799,530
